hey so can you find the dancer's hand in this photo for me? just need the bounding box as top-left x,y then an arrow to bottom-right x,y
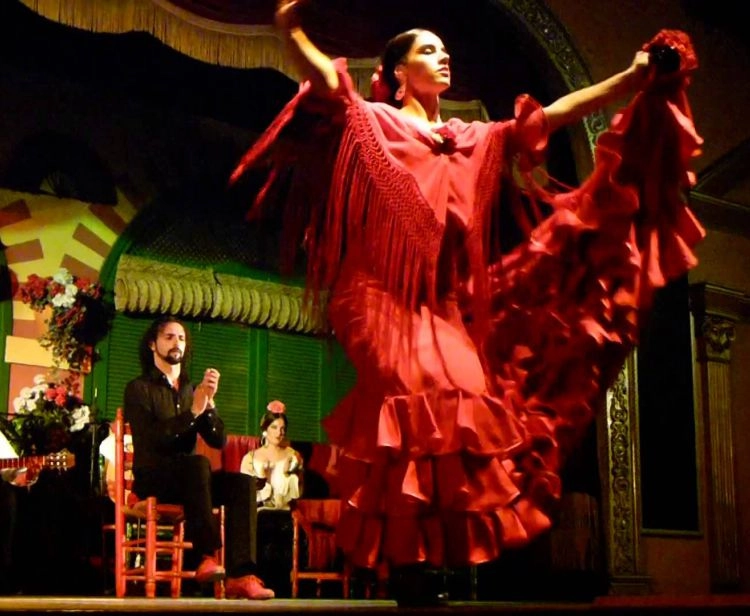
286,454 -> 301,474
276,0 -> 302,31
274,0 -> 339,94
544,48 -> 656,132
629,50 -> 651,89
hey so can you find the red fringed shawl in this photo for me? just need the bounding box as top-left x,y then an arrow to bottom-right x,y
230,62 -> 552,341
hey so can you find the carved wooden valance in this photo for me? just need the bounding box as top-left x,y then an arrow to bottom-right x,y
114,255 -> 325,334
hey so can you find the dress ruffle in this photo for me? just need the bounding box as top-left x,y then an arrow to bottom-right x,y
324,381 -> 562,567
485,57 -> 705,461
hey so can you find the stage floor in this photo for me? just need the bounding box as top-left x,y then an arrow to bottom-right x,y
1,596 -> 750,615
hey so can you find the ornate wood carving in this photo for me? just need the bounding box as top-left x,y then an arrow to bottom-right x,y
690,283 -> 750,591
115,254 -> 325,334
700,315 -> 736,361
600,357 -> 650,594
499,0 -> 606,148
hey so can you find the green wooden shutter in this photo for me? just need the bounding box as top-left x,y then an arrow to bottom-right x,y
98,312 -> 152,420
266,330 -> 322,442
324,341 -> 357,418
188,321 -> 254,435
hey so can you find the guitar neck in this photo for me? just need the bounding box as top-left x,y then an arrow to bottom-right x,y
1,455 -> 46,469
0,450 -> 75,472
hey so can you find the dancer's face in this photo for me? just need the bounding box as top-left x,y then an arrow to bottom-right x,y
266,417 -> 287,446
396,30 -> 451,97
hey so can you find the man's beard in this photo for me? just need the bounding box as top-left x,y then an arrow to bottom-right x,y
158,348 -> 183,365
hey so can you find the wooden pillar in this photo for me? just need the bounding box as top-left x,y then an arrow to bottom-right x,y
600,354 -> 651,595
690,283 -> 750,592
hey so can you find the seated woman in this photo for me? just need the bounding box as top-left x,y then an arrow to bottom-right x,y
241,401 -> 303,510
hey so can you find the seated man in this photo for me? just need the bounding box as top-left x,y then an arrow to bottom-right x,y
122,315 -> 273,600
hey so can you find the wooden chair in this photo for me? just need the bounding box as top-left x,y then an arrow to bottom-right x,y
106,408 -> 225,598
290,498 -> 351,598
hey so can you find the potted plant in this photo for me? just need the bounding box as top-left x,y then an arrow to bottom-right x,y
18,267 -> 109,373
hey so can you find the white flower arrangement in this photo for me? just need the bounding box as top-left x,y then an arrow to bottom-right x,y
6,373 -> 92,454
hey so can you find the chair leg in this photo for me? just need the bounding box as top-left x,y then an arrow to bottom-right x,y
343,563 -> 350,599
291,516 -> 299,598
469,565 -> 478,601
213,506 -> 226,599
169,521 -> 183,598
101,526 -> 110,594
114,520 -> 125,597
145,498 -> 158,598
377,561 -> 390,599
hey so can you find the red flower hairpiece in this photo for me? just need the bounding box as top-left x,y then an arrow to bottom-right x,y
267,400 -> 286,414
370,64 -> 391,103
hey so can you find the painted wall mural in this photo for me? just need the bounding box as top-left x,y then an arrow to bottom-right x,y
0,188 -> 136,412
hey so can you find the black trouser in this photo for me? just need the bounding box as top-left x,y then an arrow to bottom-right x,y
0,481 -> 18,594
134,455 -> 257,577
212,471 -> 258,577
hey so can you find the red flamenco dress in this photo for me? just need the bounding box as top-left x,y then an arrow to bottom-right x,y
230,30 -> 704,569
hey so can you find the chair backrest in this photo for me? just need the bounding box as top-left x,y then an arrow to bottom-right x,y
104,408 -> 136,507
114,408 -> 128,507
195,434 -> 223,471
292,499 -> 342,569
221,434 -> 262,473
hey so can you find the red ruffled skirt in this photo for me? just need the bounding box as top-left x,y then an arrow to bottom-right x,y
324,266 -> 558,567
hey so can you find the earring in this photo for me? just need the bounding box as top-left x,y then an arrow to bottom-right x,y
261,430 -> 268,446
395,83 -> 405,101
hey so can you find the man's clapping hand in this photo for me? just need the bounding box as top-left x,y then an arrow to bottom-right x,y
192,368 -> 220,415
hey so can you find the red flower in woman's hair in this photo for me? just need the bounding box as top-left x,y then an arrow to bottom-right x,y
267,400 -> 286,414
370,64 -> 392,103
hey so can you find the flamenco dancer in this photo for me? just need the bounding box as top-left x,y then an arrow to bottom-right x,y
231,0 -> 703,603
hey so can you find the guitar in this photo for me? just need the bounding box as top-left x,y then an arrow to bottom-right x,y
0,449 -> 75,483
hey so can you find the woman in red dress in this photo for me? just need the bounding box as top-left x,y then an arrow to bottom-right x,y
231,0 -> 703,600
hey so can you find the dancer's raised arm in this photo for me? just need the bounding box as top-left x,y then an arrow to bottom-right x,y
276,0 -> 339,95
543,50 -> 650,132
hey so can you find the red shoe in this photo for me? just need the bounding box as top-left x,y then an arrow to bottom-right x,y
225,575 -> 275,600
194,556 -> 226,583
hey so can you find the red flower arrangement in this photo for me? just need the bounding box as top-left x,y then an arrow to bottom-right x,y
19,268 -> 108,374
